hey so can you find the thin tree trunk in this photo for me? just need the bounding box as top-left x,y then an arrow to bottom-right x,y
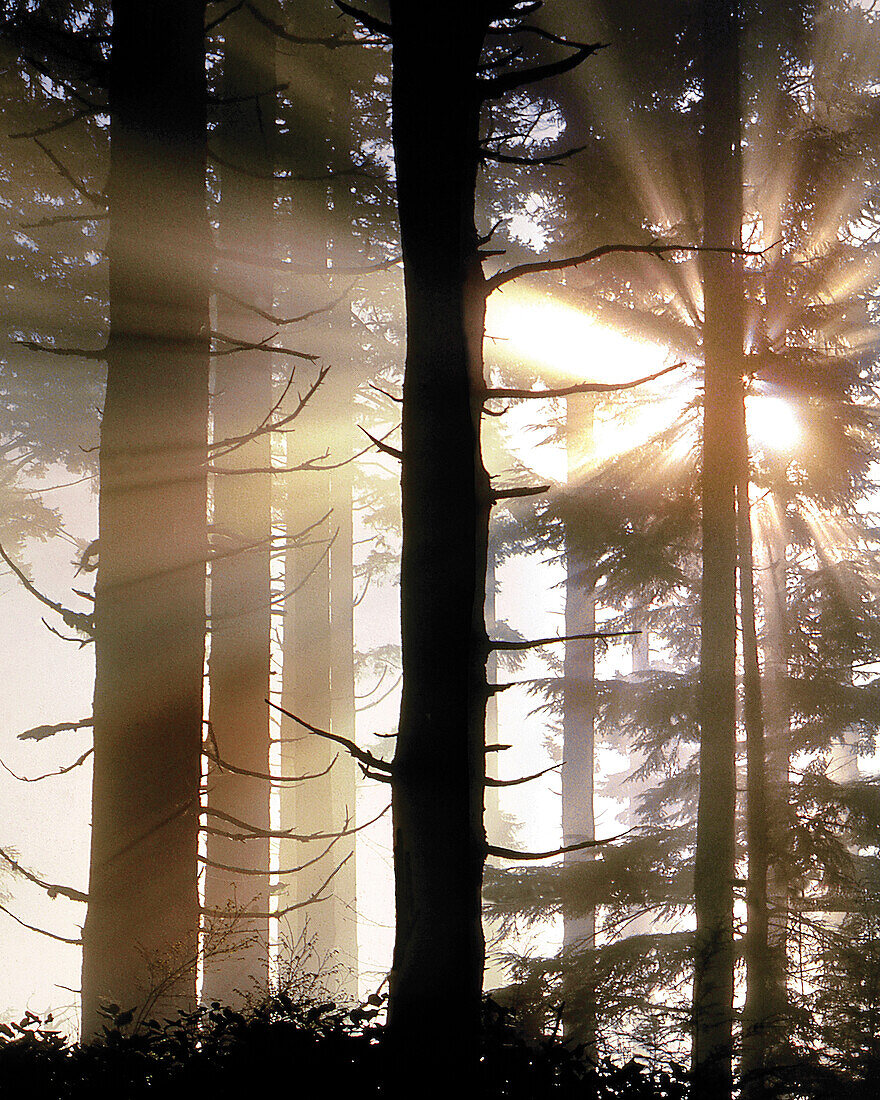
203,0 -> 275,1005
562,392 -> 597,1054
693,2 -> 743,1095
388,2 -> 490,1085
739,466 -> 772,1094
82,0 -> 209,1035
760,502 -> 792,1058
279,486 -> 335,967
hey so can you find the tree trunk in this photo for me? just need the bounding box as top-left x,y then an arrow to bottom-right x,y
82,0 -> 209,1035
692,1 -> 743,1095
760,502 -> 792,1061
739,466 -> 772,1095
388,2 -> 490,1084
203,0 -> 275,1005
562,393 -> 597,1054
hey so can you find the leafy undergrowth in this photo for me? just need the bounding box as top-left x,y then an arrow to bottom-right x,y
0,995 -> 691,1098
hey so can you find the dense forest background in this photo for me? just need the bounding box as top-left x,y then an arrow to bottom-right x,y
0,0 -> 879,1097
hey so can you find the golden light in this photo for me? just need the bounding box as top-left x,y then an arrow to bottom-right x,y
484,287 -> 695,480
485,287 -> 665,386
746,395 -> 802,454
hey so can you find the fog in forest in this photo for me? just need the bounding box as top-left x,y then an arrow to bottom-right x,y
0,2 -> 879,1098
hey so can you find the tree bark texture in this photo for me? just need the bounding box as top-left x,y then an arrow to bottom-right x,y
693,1 -> 743,1096
203,0 -> 275,1005
82,0 -> 209,1035
388,1 -> 491,1083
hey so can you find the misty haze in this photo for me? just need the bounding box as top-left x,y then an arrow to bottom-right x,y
0,2 -> 878,1098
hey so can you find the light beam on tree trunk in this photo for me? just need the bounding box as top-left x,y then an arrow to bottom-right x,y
82,0 -> 209,1036
203,0 -> 275,1004
692,2 -> 743,1096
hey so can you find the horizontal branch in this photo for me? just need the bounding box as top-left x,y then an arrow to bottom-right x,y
14,339 -> 105,360
486,760 -> 560,787
487,829 -> 630,861
18,717 -> 93,742
490,629 -> 639,652
483,361 -> 686,401
486,241 -> 770,294
491,483 -> 551,500
481,143 -> 586,167
210,329 -> 319,362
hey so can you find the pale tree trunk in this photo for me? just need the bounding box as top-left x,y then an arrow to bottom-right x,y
760,504 -> 793,1059
82,0 -> 209,1035
203,0 -> 275,1005
739,464 -> 772,1094
562,393 -> 597,1054
693,1 -> 743,1096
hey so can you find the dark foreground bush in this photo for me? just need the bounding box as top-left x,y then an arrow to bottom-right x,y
0,995 -> 690,1099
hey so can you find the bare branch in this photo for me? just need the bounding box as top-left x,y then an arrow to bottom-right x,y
360,426 -> 402,460
10,107 -> 97,140
479,42 -> 603,100
0,847 -> 87,902
490,629 -> 640,652
0,903 -> 82,945
486,240 -> 772,294
267,701 -> 393,775
0,747 -> 93,783
209,364 -> 330,459
481,143 -> 586,167
33,138 -> 106,207
333,0 -> 392,37
486,761 -> 560,787
201,803 -> 388,854
210,329 -> 319,362
18,717 -> 93,741
491,483 -> 551,500
204,743 -> 337,785
14,339 -> 105,360
0,543 -> 94,637
487,830 -> 630,861
247,1 -> 380,45
483,361 -> 687,401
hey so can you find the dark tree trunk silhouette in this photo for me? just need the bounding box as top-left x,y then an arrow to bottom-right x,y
387,0 -> 491,1083
203,0 -> 275,1004
692,1 -> 743,1096
82,0 -> 209,1034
